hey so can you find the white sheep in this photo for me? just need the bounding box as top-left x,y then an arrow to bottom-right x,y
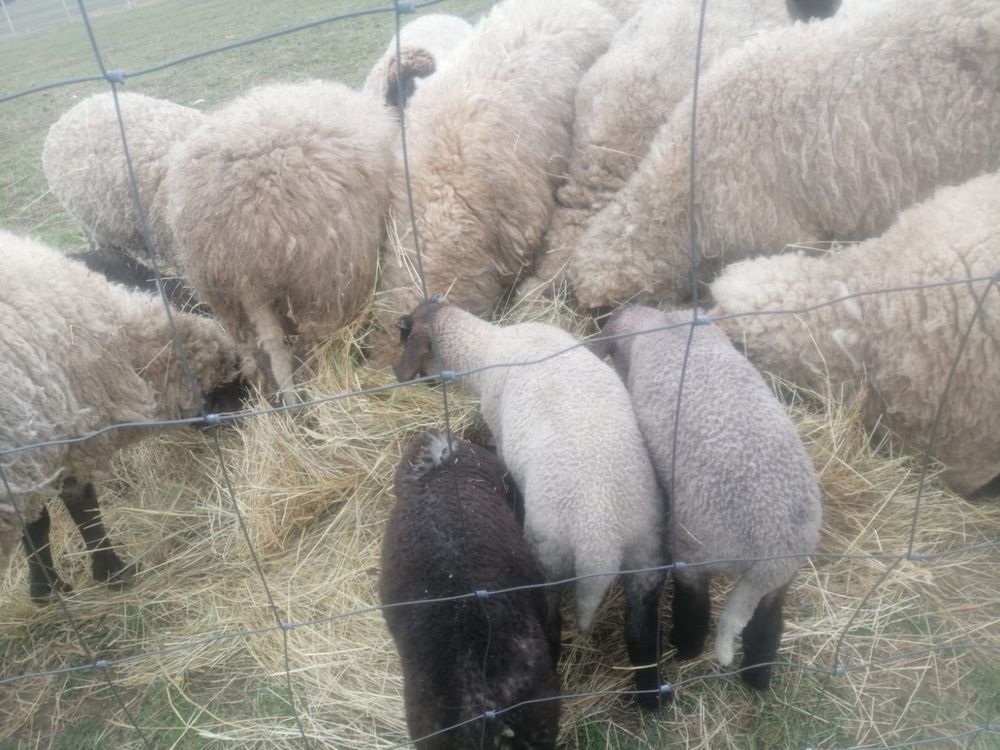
711,171 -> 1000,497
591,305 -> 822,689
163,79 -> 397,404
362,13 -> 472,109
42,91 -> 205,267
523,0 -> 841,297
0,229 -> 243,600
394,299 -> 668,710
568,0 -> 1000,310
375,0 -> 617,334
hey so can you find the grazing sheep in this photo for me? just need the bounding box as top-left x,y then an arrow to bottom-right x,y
381,430 -> 560,749
0,230 -> 244,601
363,14 -> 472,109
376,0 -> 617,332
523,0 -> 841,297
568,0 -> 1000,310
394,300 -> 667,709
591,305 -> 822,689
42,91 -> 204,267
711,171 -> 1000,497
163,79 -> 397,403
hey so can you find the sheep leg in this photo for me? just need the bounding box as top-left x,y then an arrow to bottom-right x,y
738,582 -> 790,691
60,478 -> 138,587
714,575 -> 765,668
21,506 -> 72,602
245,300 -> 299,406
669,575 -> 711,660
623,570 -> 667,711
543,587 -> 563,667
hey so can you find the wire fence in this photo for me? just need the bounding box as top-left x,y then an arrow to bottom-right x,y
1,0 -> 997,748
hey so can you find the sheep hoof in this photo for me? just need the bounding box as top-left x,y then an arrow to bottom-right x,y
739,661 -> 773,691
92,555 -> 140,588
28,576 -> 73,604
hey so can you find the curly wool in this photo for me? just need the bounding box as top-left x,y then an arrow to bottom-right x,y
0,230 -> 240,561
362,14 -> 472,109
376,0 -> 617,329
524,0 -> 805,296
711,171 -> 1000,496
163,79 -> 397,401
568,0 -> 1000,309
42,92 -> 204,267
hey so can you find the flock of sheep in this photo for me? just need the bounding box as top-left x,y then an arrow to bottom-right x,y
2,0 -> 998,745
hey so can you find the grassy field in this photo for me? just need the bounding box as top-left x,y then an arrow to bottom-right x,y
1,1 -> 999,749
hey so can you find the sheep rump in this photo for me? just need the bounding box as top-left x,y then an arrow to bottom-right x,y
381,430 -> 560,749
42,91 -> 204,267
164,79 -> 397,402
568,0 -> 1000,309
711,171 -> 1000,496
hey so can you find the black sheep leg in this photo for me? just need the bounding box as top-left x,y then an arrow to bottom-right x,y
21,506 -> 72,602
60,478 -> 138,586
739,583 -> 790,690
624,571 -> 667,710
669,575 -> 711,660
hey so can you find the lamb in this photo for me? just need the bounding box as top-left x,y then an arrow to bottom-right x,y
381,430 -> 560,749
394,300 -> 667,709
0,229 -> 244,601
522,0 -> 843,298
590,305 -> 822,689
710,171 -> 1000,497
375,0 -> 617,331
42,91 -> 205,268
362,14 -> 472,109
163,79 -> 397,403
568,0 -> 1000,310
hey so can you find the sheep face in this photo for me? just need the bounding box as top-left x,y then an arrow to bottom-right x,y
393,299 -> 443,382
386,48 -> 436,109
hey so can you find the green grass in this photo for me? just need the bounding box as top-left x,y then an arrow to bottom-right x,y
0,0 -> 493,247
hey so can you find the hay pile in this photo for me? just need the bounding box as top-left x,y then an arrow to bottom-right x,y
1,298 -> 997,749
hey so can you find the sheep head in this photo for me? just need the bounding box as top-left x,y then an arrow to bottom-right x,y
393,296 -> 484,382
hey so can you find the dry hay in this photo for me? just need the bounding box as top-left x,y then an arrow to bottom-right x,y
1,297 -> 998,750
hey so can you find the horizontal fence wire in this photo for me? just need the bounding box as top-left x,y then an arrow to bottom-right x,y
0,0 -> 997,748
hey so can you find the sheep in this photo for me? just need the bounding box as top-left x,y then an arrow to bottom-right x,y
394,299 -> 667,710
163,79 -> 397,404
42,91 -> 205,268
568,0 -> 1000,311
590,305 -> 822,689
375,0 -> 618,333
710,171 -> 1000,497
0,229 -> 244,601
362,14 -> 472,110
521,0 -> 843,299
381,430 -> 560,749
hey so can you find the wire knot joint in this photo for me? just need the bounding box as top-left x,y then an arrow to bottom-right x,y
474,589 -> 490,599
94,659 -> 110,670
105,70 -> 126,83
438,370 -> 457,382
395,1 -> 416,12
483,710 -> 497,721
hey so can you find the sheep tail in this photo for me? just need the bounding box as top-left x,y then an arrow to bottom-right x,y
244,298 -> 299,406
714,575 -> 765,666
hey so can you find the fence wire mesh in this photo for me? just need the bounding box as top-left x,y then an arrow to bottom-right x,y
0,0 -> 997,748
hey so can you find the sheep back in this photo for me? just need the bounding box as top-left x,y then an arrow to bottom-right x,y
381,430 -> 559,748
569,0 -> 1000,309
712,171 -> 1000,495
42,91 -> 204,266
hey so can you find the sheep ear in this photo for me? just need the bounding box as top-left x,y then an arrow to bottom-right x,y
396,315 -> 414,344
456,298 -> 486,318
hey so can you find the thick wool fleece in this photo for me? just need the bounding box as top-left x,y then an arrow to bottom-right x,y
381,431 -> 560,749
164,79 -> 397,400
42,92 -> 204,267
397,304 -> 665,630
363,14 -> 472,109
569,0 -> 1000,309
712,171 -> 1000,496
0,230 -> 240,560
596,306 -> 822,666
376,0 -> 617,328
525,0 -> 799,294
